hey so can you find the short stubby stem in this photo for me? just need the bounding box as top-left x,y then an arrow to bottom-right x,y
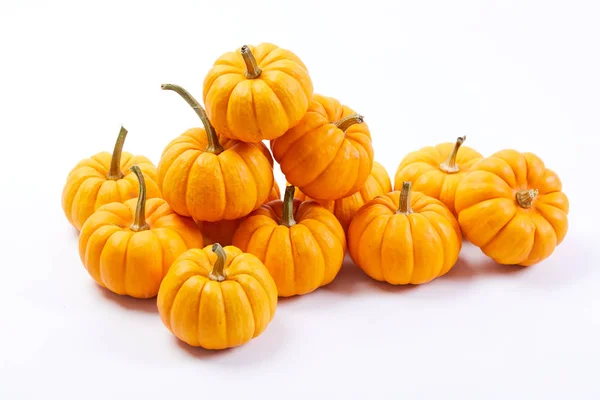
107,126 -> 128,180
161,83 -> 224,154
439,136 -> 466,174
240,45 -> 262,79
334,114 -> 364,132
210,243 -> 227,282
281,185 -> 297,228
129,165 -> 150,231
516,188 -> 539,208
397,181 -> 414,215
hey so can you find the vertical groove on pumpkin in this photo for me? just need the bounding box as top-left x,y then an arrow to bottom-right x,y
108,126 -> 128,180
240,45 -> 262,79
397,182 -> 414,215
334,114 -> 364,132
439,136 -> 466,173
210,243 -> 227,281
129,165 -> 150,231
161,83 -> 224,155
281,185 -> 297,227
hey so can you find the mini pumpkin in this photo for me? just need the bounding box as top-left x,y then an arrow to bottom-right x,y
393,136 -> 482,216
196,180 -> 281,246
157,243 -> 278,350
271,94 -> 374,201
78,166 -> 204,298
157,83 -> 274,222
233,185 -> 346,297
348,182 -> 462,285
62,126 -> 161,231
294,161 -> 392,233
203,43 -> 313,142
454,149 -> 569,266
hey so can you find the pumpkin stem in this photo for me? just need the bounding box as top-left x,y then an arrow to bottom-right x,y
107,126 -> 128,180
281,185 -> 297,228
129,165 -> 150,231
161,83 -> 224,155
397,181 -> 414,215
516,188 -> 539,208
241,45 -> 262,79
210,243 -> 227,282
334,114 -> 364,132
439,136 -> 466,173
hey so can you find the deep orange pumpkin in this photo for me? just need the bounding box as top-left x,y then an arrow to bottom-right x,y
270,94 -> 374,201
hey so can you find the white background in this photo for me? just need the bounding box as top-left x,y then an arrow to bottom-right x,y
1,0 -> 599,398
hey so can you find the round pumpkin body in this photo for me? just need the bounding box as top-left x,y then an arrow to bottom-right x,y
348,183 -> 462,285
294,161 -> 392,233
203,43 -> 313,142
157,244 -> 278,350
394,136 -> 482,216
271,94 -> 374,201
233,186 -> 347,297
196,180 -> 281,246
158,84 -> 274,222
454,149 -> 569,266
62,127 -> 161,231
78,184 -> 204,299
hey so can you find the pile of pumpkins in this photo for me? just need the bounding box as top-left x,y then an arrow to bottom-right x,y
61,43 -> 570,351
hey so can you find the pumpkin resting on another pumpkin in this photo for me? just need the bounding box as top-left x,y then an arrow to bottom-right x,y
233,185 -> 346,297
394,136 -> 482,216
157,84 -> 274,222
294,161 -> 392,233
348,182 -> 462,285
203,43 -> 313,142
62,126 -> 161,231
454,149 -> 569,266
157,243 -> 278,350
78,166 -> 204,298
270,94 -> 374,201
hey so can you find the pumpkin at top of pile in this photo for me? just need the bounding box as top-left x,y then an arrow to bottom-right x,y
271,94 -> 374,201
203,43 -> 313,142
455,149 -> 569,266
157,83 -> 274,222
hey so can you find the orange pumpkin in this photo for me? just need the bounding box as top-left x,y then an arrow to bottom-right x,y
271,94 -> 374,201
157,83 -> 274,222
348,182 -> 462,285
78,166 -> 204,298
233,185 -> 346,297
294,161 -> 392,233
196,180 -> 281,246
454,149 -> 569,266
62,126 -> 161,231
157,243 -> 278,350
393,136 -> 482,216
203,43 -> 313,142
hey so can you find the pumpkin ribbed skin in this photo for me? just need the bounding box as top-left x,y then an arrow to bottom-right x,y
196,180 -> 281,246
271,94 -> 374,201
348,186 -> 462,285
233,187 -> 347,297
294,161 -> 391,233
455,149 -> 569,266
62,132 -> 161,231
157,245 -> 278,350
203,43 -> 313,142
78,198 -> 204,298
157,128 -> 274,222
394,137 -> 482,216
